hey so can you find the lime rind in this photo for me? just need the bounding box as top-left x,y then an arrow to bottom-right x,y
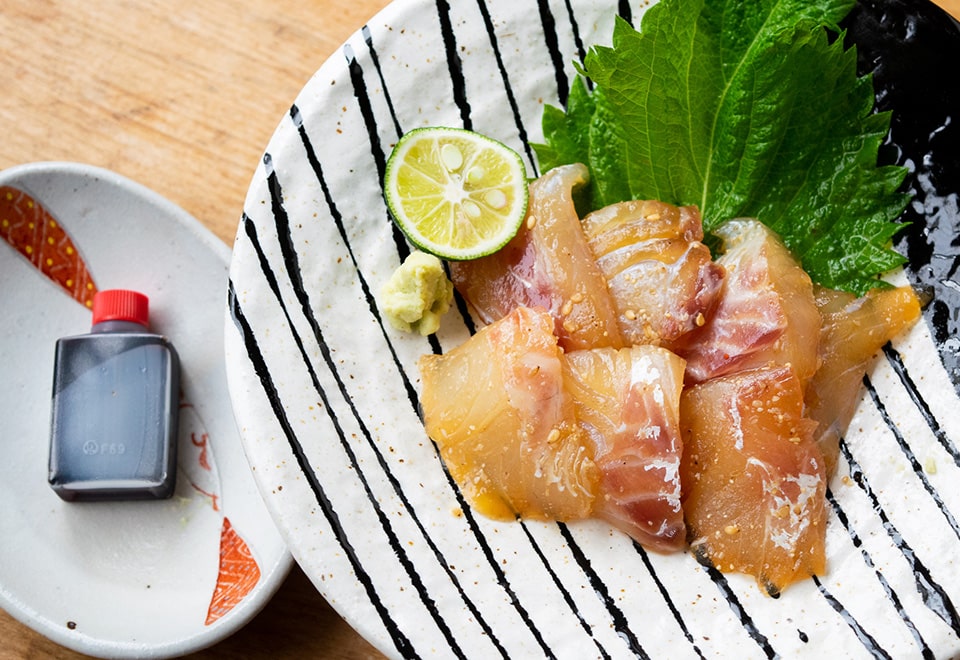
384,127 -> 529,261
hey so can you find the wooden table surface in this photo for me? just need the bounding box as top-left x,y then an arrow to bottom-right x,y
1,0 -> 958,658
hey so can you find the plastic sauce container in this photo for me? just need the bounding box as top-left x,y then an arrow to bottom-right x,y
48,289 -> 180,501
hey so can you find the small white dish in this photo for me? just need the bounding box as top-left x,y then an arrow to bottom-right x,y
0,162 -> 291,658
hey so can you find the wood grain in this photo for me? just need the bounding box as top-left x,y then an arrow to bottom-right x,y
0,0 -> 393,248
1,0 -> 957,658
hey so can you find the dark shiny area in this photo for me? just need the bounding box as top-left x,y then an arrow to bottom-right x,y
845,0 -> 960,390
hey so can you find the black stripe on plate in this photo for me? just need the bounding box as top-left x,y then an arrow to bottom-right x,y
558,0 -> 588,70
698,558 -> 778,659
839,438 -> 960,633
435,0 -> 472,129
341,44 -> 410,263
475,0 -> 539,172
811,574 -> 892,660
240,168 -> 507,653
534,0 -> 570,106
288,107 -> 556,657
288,102 -> 437,404
446,265 -> 479,339
244,204 -> 508,658
632,543 -> 707,660
826,487 -> 934,659
260,158 -> 471,659
354,23 -> 478,340
862,374 -> 960,541
361,24 -> 402,137
518,522 -> 613,660
882,343 -> 960,468
227,278 -> 419,659
558,523 -> 650,659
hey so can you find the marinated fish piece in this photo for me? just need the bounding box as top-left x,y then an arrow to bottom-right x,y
450,164 -> 623,351
564,345 -> 687,552
582,200 -> 724,346
671,219 -> 820,385
805,284 -> 921,475
419,306 -> 599,521
680,366 -> 827,594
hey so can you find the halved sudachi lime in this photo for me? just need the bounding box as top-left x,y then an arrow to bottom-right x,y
384,127 -> 528,261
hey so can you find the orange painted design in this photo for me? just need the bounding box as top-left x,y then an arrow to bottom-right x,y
0,186 -> 97,307
179,399 -> 261,625
205,517 -> 261,625
191,482 -> 221,512
191,432 -> 213,471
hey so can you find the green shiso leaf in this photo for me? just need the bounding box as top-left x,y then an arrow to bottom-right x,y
535,0 -> 910,295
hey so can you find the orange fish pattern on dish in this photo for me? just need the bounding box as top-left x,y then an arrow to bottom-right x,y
205,516 -> 262,625
0,185 -> 97,307
180,399 -> 262,625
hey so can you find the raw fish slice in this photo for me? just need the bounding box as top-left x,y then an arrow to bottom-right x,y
419,306 -> 599,521
671,219 -> 820,385
805,284 -> 921,475
450,164 -> 623,351
564,345 -> 687,552
680,366 -> 826,594
582,200 -> 724,346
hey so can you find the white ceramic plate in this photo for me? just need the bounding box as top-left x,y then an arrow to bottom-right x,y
225,1 -> 960,657
0,162 -> 291,658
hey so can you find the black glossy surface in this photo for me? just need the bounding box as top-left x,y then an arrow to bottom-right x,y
845,0 -> 960,390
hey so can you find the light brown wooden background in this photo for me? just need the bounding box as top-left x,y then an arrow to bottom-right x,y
1,0 -> 957,658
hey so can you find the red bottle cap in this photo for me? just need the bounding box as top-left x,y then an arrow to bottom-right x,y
91,289 -> 150,327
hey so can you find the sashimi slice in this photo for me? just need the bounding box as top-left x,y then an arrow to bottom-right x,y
564,345 -> 687,552
680,366 -> 827,594
419,306 -> 599,521
581,200 -> 724,346
450,164 -> 623,351
805,284 -> 921,475
670,219 -> 820,385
